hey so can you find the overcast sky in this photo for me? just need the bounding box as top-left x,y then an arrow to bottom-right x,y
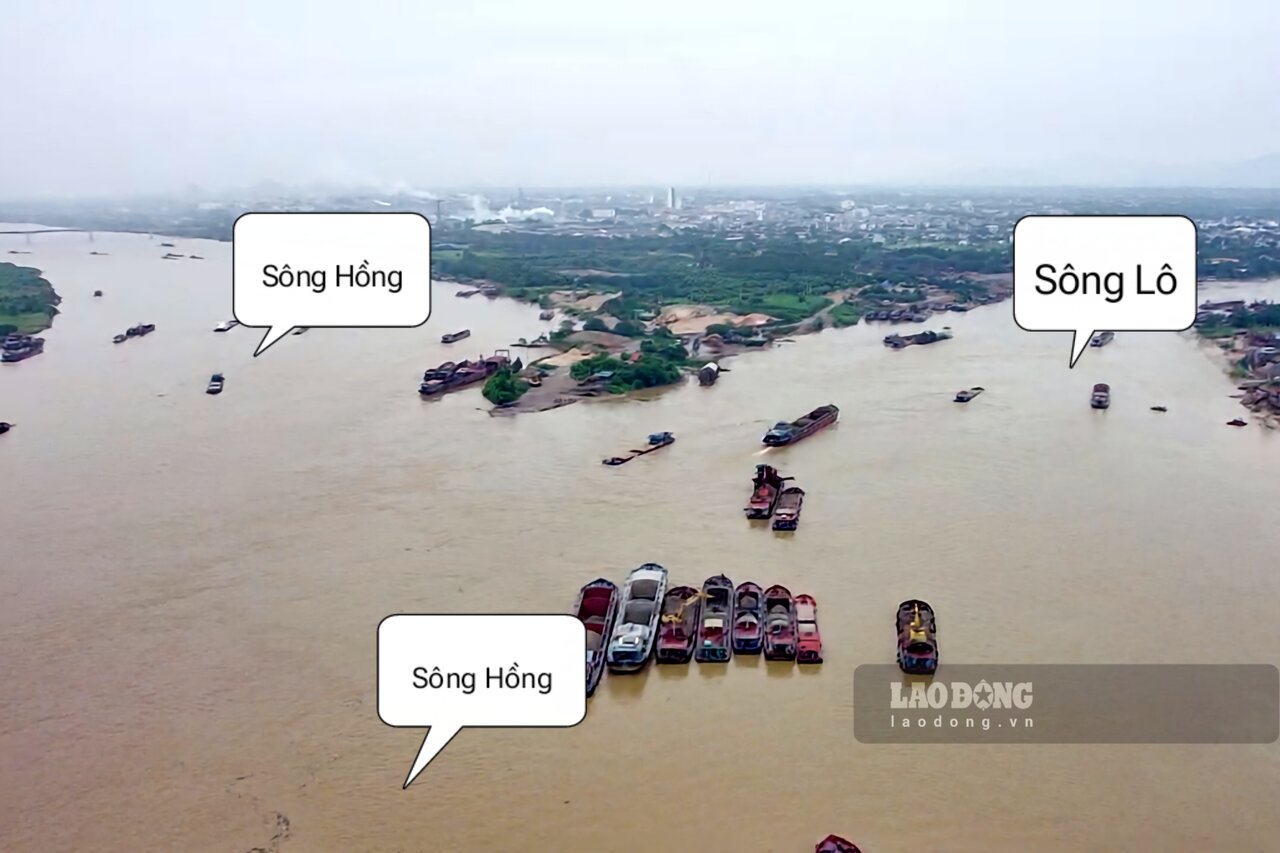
2,0 -> 1278,196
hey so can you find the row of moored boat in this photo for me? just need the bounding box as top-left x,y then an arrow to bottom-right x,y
578,568 -> 940,696
577,564 -> 824,695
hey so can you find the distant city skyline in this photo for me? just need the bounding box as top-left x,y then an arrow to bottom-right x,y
3,1 -> 1279,197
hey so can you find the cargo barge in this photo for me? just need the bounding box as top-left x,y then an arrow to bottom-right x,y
1,334 -> 44,363
883,329 -> 952,349
762,404 -> 839,447
419,350 -> 510,396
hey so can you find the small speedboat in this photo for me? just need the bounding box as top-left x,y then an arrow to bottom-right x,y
93,290 -> 103,297
817,835 -> 863,853
954,386 -> 984,402
441,329 -> 471,344
1227,418 -> 1248,427
292,327 -> 309,335
0,422 -> 12,435
1151,406 -> 1168,412
112,334 -> 127,344
206,373 -> 225,395
213,320 -> 238,332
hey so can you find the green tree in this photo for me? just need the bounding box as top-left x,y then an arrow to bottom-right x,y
482,366 -> 528,405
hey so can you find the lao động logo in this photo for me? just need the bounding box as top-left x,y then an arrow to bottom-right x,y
890,679 -> 1033,711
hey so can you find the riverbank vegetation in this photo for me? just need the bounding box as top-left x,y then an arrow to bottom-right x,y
0,263 -> 60,335
482,363 -> 529,406
435,231 -> 1006,323
567,333 -> 689,394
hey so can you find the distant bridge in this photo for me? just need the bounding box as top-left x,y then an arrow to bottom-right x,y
0,228 -> 94,235
0,228 -> 102,242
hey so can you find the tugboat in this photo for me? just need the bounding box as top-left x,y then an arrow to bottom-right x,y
744,464 -> 788,519
896,599 -> 938,675
601,432 -> 675,466
762,404 -> 839,446
206,373 -> 225,394
1091,383 -> 1111,409
695,575 -> 733,662
772,486 -> 805,531
1090,331 -> 1115,347
1,334 -> 45,362
954,386 -> 984,402
656,585 -> 701,664
441,329 -> 471,344
731,581 -> 764,654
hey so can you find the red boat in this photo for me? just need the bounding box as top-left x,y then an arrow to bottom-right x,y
816,835 -> 863,853
744,464 -> 788,519
573,578 -> 620,696
795,593 -> 822,664
731,581 -> 764,654
656,585 -> 700,664
695,574 -> 733,662
763,584 -> 797,661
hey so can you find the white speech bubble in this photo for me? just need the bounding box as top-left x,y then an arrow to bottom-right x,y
1013,215 -> 1198,367
377,614 -> 586,789
233,212 -> 432,356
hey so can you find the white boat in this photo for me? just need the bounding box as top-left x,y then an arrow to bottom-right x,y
213,320 -> 239,332
606,563 -> 668,673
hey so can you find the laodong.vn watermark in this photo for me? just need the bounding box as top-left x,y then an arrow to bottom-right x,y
854,665 -> 1278,744
888,678 -> 1035,733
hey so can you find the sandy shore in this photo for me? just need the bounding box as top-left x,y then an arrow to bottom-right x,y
658,304 -> 775,335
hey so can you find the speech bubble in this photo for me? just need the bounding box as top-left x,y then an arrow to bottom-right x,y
1013,215 -> 1198,367
377,614 -> 586,789
232,212 -> 432,356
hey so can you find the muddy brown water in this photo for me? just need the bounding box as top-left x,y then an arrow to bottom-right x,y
1,228 -> 1278,852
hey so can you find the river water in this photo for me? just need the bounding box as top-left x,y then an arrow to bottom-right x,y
1,227 -> 1278,852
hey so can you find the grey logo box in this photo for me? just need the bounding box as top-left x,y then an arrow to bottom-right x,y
853,665 -> 1279,744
